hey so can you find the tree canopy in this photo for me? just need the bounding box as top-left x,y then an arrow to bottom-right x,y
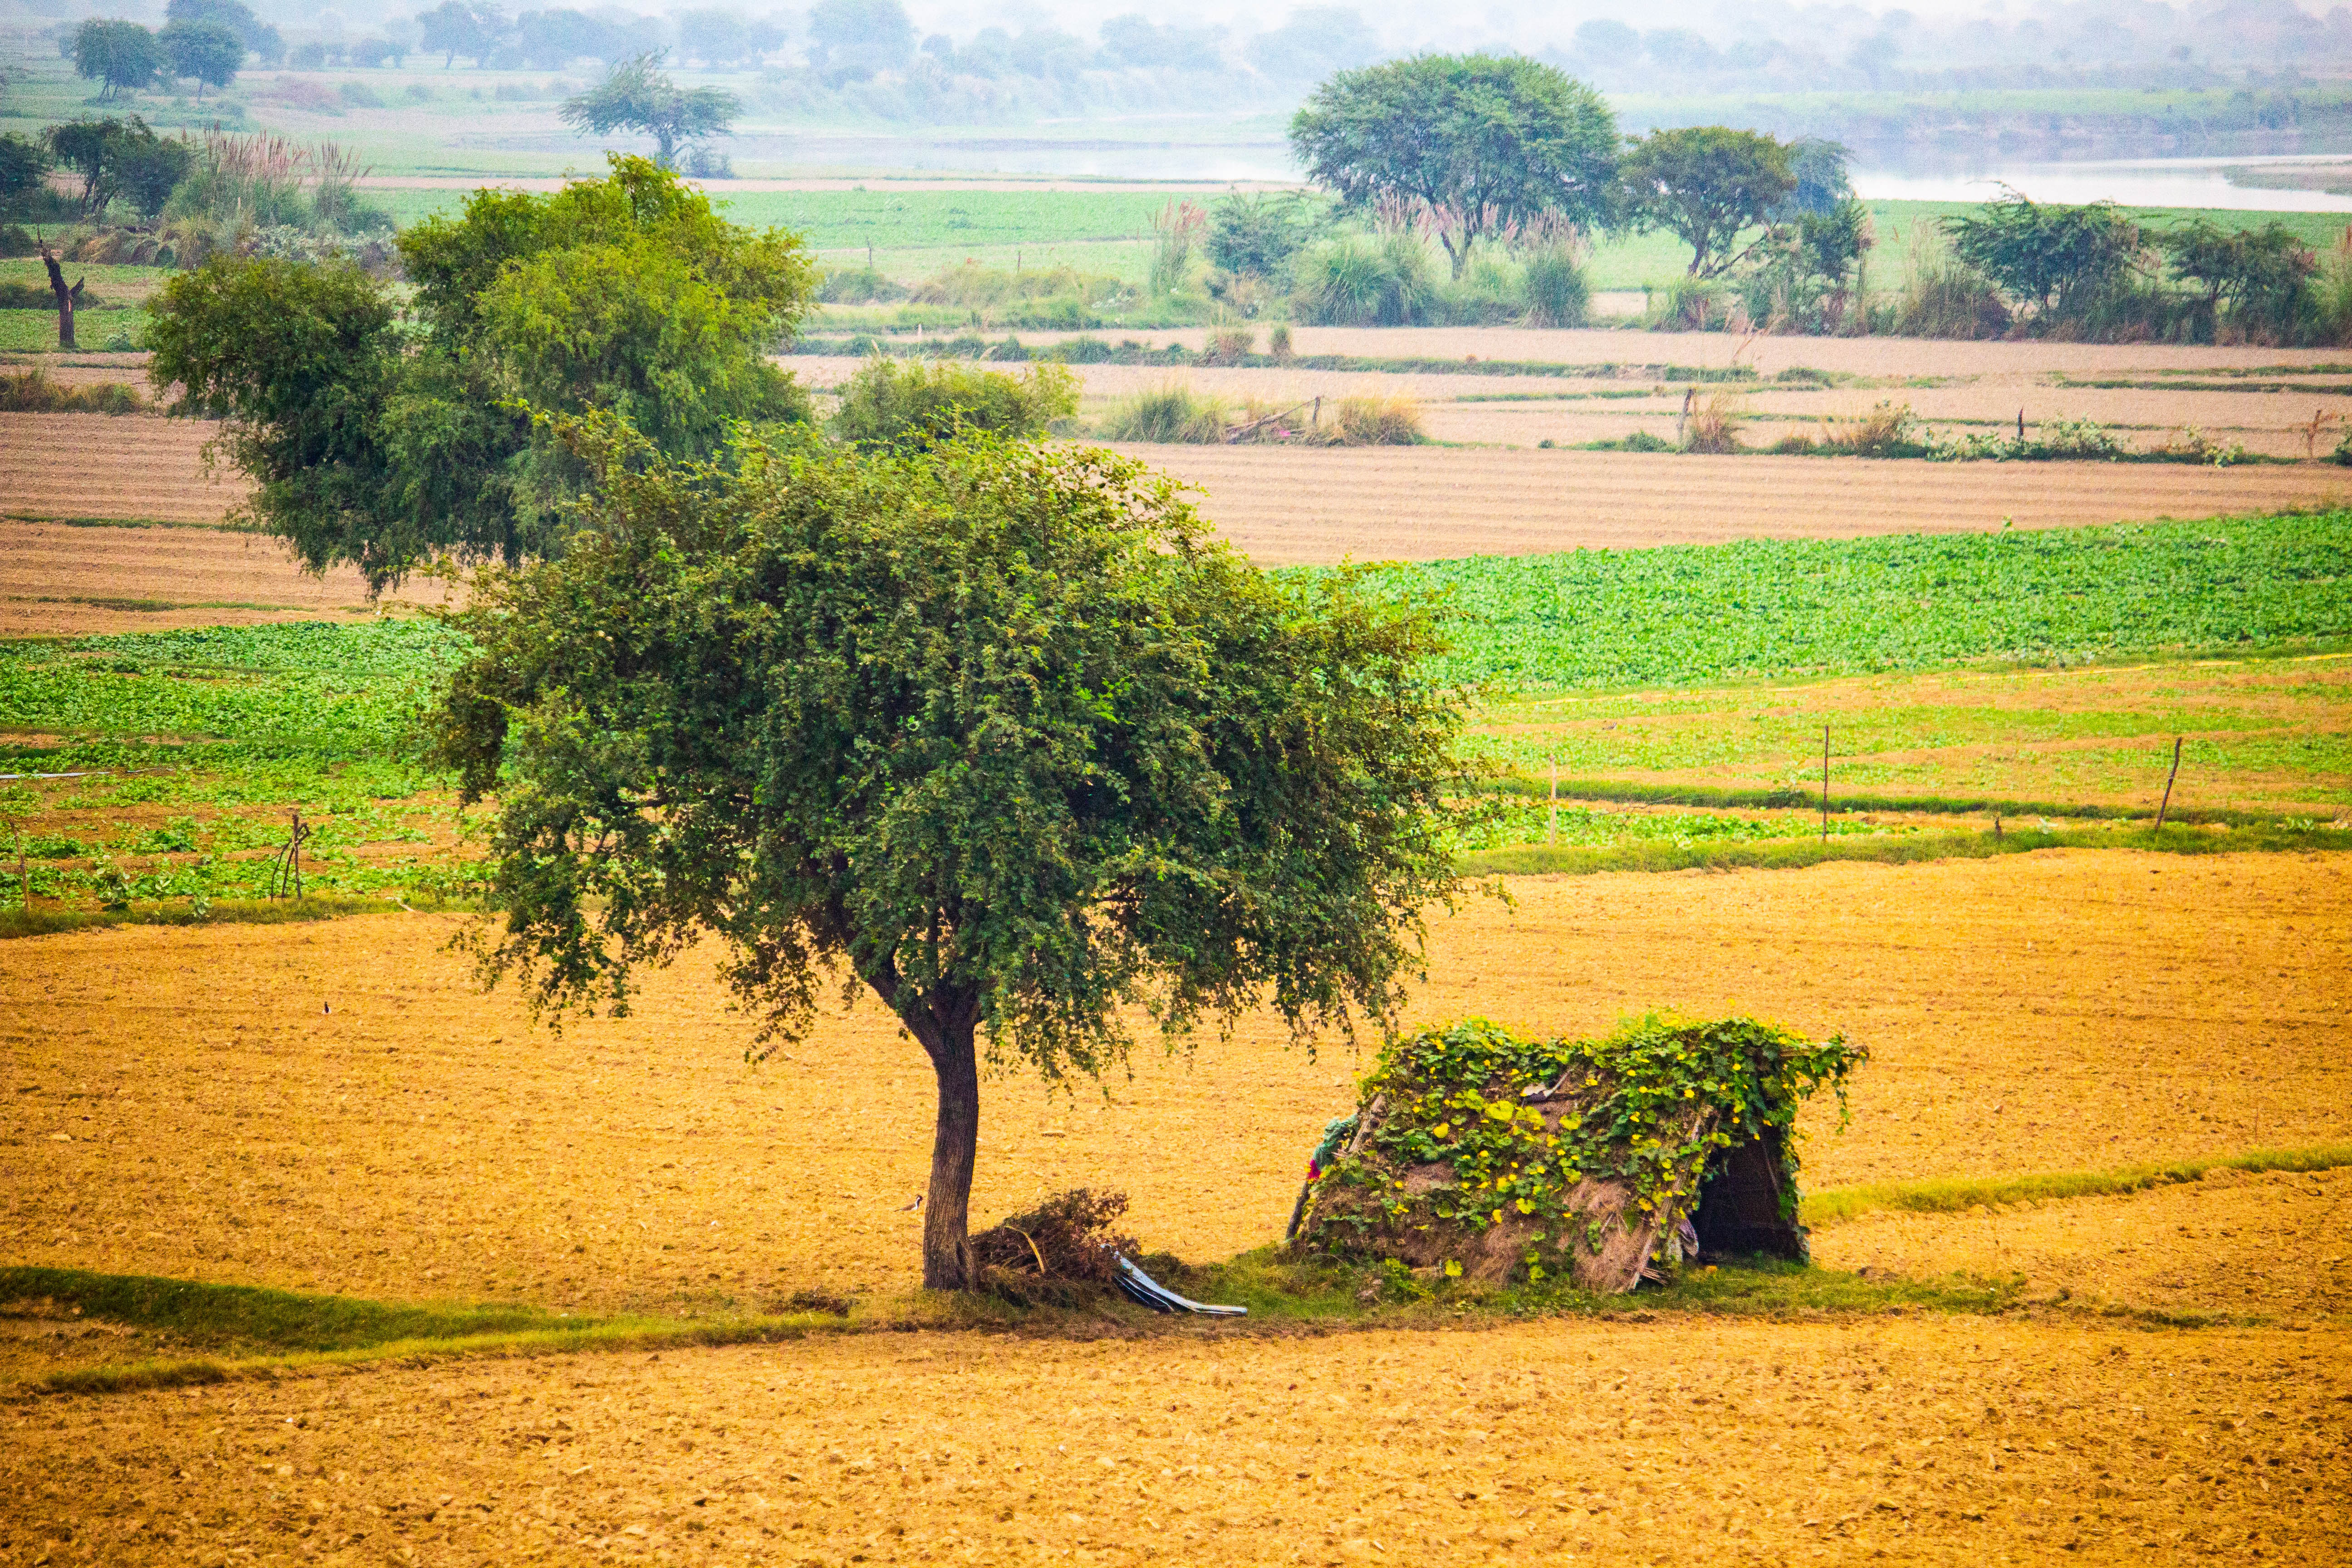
416,0 -> 501,66
1288,54 -> 1618,278
1617,126 -> 1797,278
147,157 -> 815,588
160,19 -> 243,100
166,0 -> 281,65
827,358 -> 1078,452
560,52 -> 740,168
1945,189 -> 2145,318
2156,218 -> 2316,336
428,423 -> 1470,1288
73,20 -> 161,100
46,116 -> 189,218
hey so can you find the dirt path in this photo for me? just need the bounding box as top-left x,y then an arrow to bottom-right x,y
5,1316 -> 2344,1567
5,851 -> 2343,1314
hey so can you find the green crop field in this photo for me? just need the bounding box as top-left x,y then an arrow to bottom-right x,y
0,510 -> 2345,917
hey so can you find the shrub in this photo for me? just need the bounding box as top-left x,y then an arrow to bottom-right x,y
1521,243 -> 1590,328
1819,400 -> 1915,456
1893,234 -> 2010,339
1205,189 -> 1323,284
1267,323 -> 1295,363
1646,274 -> 1731,332
1435,255 -> 1524,325
1147,197 -> 1205,297
0,368 -> 144,414
907,260 -> 1128,314
827,357 -> 1077,451
1946,189 -> 2143,323
2035,416 -> 2123,458
1323,393 -> 1426,446
1099,382 -> 1226,443
1202,325 -> 1254,365
816,265 -> 906,304
338,80 -> 383,109
1291,231 -> 1437,326
1046,335 -> 1113,364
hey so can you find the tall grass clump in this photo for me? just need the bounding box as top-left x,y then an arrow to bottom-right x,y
1819,400 -> 1916,456
1292,231 -> 1438,326
1521,242 -> 1591,328
1100,382 -> 1227,443
160,130 -> 392,267
828,357 -> 1077,452
1683,392 -> 1744,452
1892,231 -> 2011,339
0,367 -> 145,414
1148,198 -> 1206,298
1646,275 -> 1734,332
1437,255 -> 1524,325
2316,227 -> 2352,345
1323,393 -> 1426,446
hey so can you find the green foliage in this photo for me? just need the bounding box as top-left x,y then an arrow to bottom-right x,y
1946,188 -> 2145,319
158,19 -> 242,99
0,134 -> 53,216
1098,382 -> 1227,442
816,265 -> 907,304
1205,188 -> 1326,284
2156,219 -> 2319,339
1291,230 -> 1438,325
427,421 -> 1469,1283
1520,242 -> 1590,328
46,117 -> 190,219
0,367 -> 143,413
1289,54 -> 1618,278
1618,126 -> 1798,279
1299,1016 -> 1862,1278
149,157 -> 816,589
1337,510 -> 2352,693
828,356 -> 1076,451
1740,198 -> 1873,332
559,51 -> 740,169
73,19 -> 162,100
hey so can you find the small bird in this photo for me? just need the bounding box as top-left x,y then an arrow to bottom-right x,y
895,1194 -> 923,1211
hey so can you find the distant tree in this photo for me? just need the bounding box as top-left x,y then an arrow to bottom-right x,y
1289,54 -> 1618,278
561,52 -> 740,168
415,0 -> 502,67
1617,125 -> 1797,277
166,0 -> 280,66
502,9 -> 637,70
1100,13 -> 1222,71
805,0 -> 915,82
1569,18 -> 1640,64
46,116 -> 186,216
676,8 -> 784,68
424,426 -> 1470,1291
1247,6 -> 1379,82
73,20 -> 162,101
1643,27 -> 1718,73
146,157 -> 816,589
828,358 -> 1078,451
1778,137 -> 1854,217
1945,188 -> 2144,318
348,37 -> 405,68
160,20 -> 243,100
2156,218 -> 2317,335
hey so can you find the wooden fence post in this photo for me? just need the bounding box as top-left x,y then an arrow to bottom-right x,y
2154,737 -> 2183,832
1821,724 -> 1830,842
1548,762 -> 1558,847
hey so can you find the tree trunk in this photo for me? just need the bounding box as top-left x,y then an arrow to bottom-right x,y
920,1010 -> 981,1289
40,247 -> 74,352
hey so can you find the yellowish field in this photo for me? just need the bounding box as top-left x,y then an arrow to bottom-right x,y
5,851 -> 2346,1315
4,1315 -> 2346,1568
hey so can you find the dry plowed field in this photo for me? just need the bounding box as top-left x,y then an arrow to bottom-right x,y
6,851 -> 2346,1314
1,412 -> 245,526
0,518 -> 452,636
4,1317 -> 2344,1568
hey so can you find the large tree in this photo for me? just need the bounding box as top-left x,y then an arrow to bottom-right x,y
561,52 -> 740,169
1617,126 -> 1797,278
146,157 -> 815,589
1945,189 -> 2144,319
415,0 -> 502,67
166,0 -> 281,66
428,424 -> 1469,1289
1288,53 -> 1617,278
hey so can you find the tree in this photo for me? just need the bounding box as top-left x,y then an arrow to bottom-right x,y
166,0 -> 281,66
46,116 -> 186,217
676,8 -> 784,68
1945,189 -> 2145,318
0,133 -> 51,216
146,157 -> 816,589
1289,54 -> 1618,278
39,241 -> 77,351
1247,7 -> 1379,83
1206,188 -> 1324,282
1617,126 -> 1796,278
415,0 -> 502,67
160,20 -> 243,100
73,20 -> 162,101
426,426 -> 1469,1289
2157,218 -> 2317,337
805,0 -> 914,82
561,52 -> 740,169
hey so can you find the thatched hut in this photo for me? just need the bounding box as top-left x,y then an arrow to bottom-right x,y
1291,1015 -> 1864,1293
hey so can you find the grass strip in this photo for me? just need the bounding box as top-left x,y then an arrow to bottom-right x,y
1801,1142 -> 2352,1230
3,515 -> 252,532
1480,774 -> 2306,828
1455,820 -> 2352,877
0,895 -> 466,942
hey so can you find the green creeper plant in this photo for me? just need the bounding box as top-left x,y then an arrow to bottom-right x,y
426,419 -> 1472,1289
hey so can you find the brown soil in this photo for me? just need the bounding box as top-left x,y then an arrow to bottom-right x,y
0,518 -> 450,636
2,1318 -> 2345,1567
0,412 -> 250,524
4,851 -> 2344,1315
1813,1165 -> 2352,1322
1098,445 -> 2348,565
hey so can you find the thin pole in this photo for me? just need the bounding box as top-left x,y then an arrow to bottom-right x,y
1548,762 -> 1558,847
291,809 -> 303,900
1821,724 -> 1830,842
10,817 -> 24,911
2154,737 -> 2183,832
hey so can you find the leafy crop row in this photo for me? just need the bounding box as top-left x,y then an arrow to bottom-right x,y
1341,510 -> 2352,694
